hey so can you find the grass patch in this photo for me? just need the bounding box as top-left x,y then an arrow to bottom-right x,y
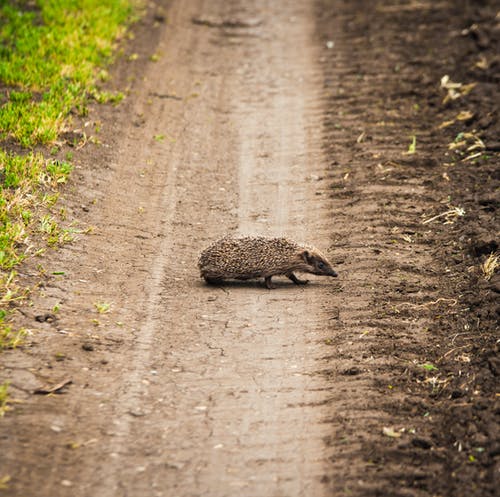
0,270 -> 27,350
0,151 -> 72,269
0,318 -> 25,351
0,381 -> 10,416
0,1 -> 137,350
0,0 -> 133,146
94,301 -> 112,314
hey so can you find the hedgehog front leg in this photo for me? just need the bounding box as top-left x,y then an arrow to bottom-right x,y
288,273 -> 309,285
264,276 -> 276,289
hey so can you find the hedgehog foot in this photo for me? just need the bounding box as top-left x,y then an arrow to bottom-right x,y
264,276 -> 276,289
288,273 -> 309,285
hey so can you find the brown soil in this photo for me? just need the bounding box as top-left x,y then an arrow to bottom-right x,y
1,1 -> 498,496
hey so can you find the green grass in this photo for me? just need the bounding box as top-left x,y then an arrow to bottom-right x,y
0,151 -> 72,269
0,0 -> 133,146
0,381 -> 10,416
94,301 -> 112,314
0,321 -> 26,351
0,0 -> 137,354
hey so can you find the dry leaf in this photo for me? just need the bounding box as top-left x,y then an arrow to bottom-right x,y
382,426 -> 401,438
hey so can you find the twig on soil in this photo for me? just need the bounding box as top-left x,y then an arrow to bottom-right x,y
438,345 -> 469,362
440,75 -> 476,104
33,378 -> 72,395
396,297 -> 458,309
449,332 -> 475,345
462,152 -> 483,162
422,206 -> 465,225
419,297 -> 458,307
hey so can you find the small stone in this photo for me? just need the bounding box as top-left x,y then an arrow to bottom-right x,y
82,343 -> 94,351
128,409 -> 146,417
342,366 -> 361,376
35,313 -> 57,323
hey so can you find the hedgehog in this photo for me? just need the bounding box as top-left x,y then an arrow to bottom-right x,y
198,235 -> 338,289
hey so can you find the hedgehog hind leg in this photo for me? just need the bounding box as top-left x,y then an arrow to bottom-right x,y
287,272 -> 309,285
264,276 -> 276,289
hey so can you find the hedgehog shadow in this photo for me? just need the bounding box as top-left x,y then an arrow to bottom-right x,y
197,278 -> 338,291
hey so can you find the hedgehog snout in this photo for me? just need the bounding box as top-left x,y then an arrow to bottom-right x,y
318,265 -> 338,277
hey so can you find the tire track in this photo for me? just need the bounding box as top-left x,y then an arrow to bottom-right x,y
101,1 -> 341,495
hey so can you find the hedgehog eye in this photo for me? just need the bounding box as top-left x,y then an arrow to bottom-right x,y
317,261 -> 325,269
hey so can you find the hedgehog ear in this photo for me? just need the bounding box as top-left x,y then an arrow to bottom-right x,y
301,250 -> 314,265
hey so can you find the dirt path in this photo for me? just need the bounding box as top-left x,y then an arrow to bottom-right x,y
4,1 -> 346,494
2,0 -> 498,496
